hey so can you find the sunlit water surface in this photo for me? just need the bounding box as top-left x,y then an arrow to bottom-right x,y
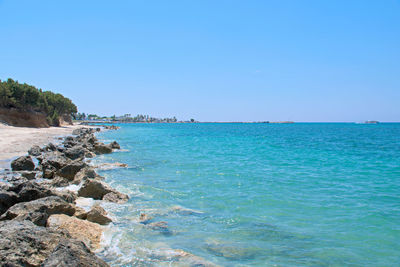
93,123 -> 400,266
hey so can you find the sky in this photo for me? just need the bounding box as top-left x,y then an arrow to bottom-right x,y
0,0 -> 399,122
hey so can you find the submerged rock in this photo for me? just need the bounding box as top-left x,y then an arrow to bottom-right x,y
47,214 -> 103,250
139,213 -> 152,224
103,191 -> 129,204
109,141 -> 120,149
11,155 -> 35,171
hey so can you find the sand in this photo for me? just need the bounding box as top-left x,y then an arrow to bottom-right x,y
0,123 -> 83,165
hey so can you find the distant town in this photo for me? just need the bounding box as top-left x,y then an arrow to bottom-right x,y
73,113 -> 197,123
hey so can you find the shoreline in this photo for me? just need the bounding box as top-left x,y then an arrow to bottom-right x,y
0,126 -> 125,266
0,123 -> 87,163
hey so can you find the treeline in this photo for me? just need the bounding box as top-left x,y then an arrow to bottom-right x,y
0,78 -> 77,126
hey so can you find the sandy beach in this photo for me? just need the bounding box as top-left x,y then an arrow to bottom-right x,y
0,123 -> 83,163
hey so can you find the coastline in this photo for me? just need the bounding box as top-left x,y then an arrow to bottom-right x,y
0,126 -> 125,266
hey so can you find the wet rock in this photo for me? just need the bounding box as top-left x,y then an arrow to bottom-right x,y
72,167 -> 99,185
109,141 -> 120,149
0,190 -> 18,215
0,196 -> 76,226
78,180 -> 128,204
86,204 -> 112,225
47,214 -> 103,250
64,146 -> 86,160
78,180 -> 112,199
28,145 -> 42,157
19,170 -> 37,180
74,206 -> 87,220
9,180 -> 54,203
149,248 -> 217,267
40,151 -> 70,170
42,239 -> 109,267
103,191 -> 129,204
52,190 -> 77,203
93,143 -> 113,154
44,142 -> 57,152
57,160 -> 86,180
11,155 -> 35,171
96,162 -> 128,170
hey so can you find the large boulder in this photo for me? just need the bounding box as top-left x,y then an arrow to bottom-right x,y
77,180 -> 114,200
78,180 -> 129,203
86,204 -> 112,225
40,151 -> 70,170
0,196 -> 75,226
11,155 -> 35,171
47,214 -> 103,250
42,239 -> 108,267
57,161 -> 86,180
28,145 -> 42,157
64,146 -> 86,160
93,143 -> 113,154
0,220 -> 107,267
103,191 -> 129,204
109,141 -> 120,149
9,180 -> 54,203
0,190 -> 18,215
72,167 -> 99,185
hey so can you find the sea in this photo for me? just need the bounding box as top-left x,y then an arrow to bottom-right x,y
92,123 -> 400,266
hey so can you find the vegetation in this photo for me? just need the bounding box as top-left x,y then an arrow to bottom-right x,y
0,78 -> 77,126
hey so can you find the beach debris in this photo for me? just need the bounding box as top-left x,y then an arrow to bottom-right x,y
11,155 -> 35,171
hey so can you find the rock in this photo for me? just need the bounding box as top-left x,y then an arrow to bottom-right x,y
96,162 -> 128,170
139,213 -> 152,224
64,146 -> 86,160
47,214 -> 103,250
0,220 -> 107,267
103,191 -> 129,204
109,141 -> 120,149
40,151 -> 70,170
52,190 -> 77,203
20,171 -> 37,180
78,180 -> 112,199
74,206 -> 87,220
9,180 -> 54,203
44,142 -> 57,151
0,196 -> 75,226
0,190 -> 18,215
78,180 -> 129,203
11,155 -> 35,171
28,145 -> 42,157
57,161 -> 86,180
93,143 -> 113,154
72,167 -> 99,185
42,239 -> 109,267
86,204 -> 112,225
148,221 -> 172,235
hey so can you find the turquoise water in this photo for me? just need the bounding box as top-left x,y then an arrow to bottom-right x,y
94,123 -> 400,266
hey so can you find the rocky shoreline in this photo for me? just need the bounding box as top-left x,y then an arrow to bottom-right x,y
0,126 -> 124,266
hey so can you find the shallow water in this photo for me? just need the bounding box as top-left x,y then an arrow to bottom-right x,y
95,123 -> 400,266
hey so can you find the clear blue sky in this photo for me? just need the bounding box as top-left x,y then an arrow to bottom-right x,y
0,0 -> 399,122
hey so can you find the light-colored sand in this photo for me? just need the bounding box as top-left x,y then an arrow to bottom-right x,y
0,123 -> 83,162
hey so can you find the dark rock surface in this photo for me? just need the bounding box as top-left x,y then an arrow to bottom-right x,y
28,145 -> 42,157
11,155 -> 35,171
